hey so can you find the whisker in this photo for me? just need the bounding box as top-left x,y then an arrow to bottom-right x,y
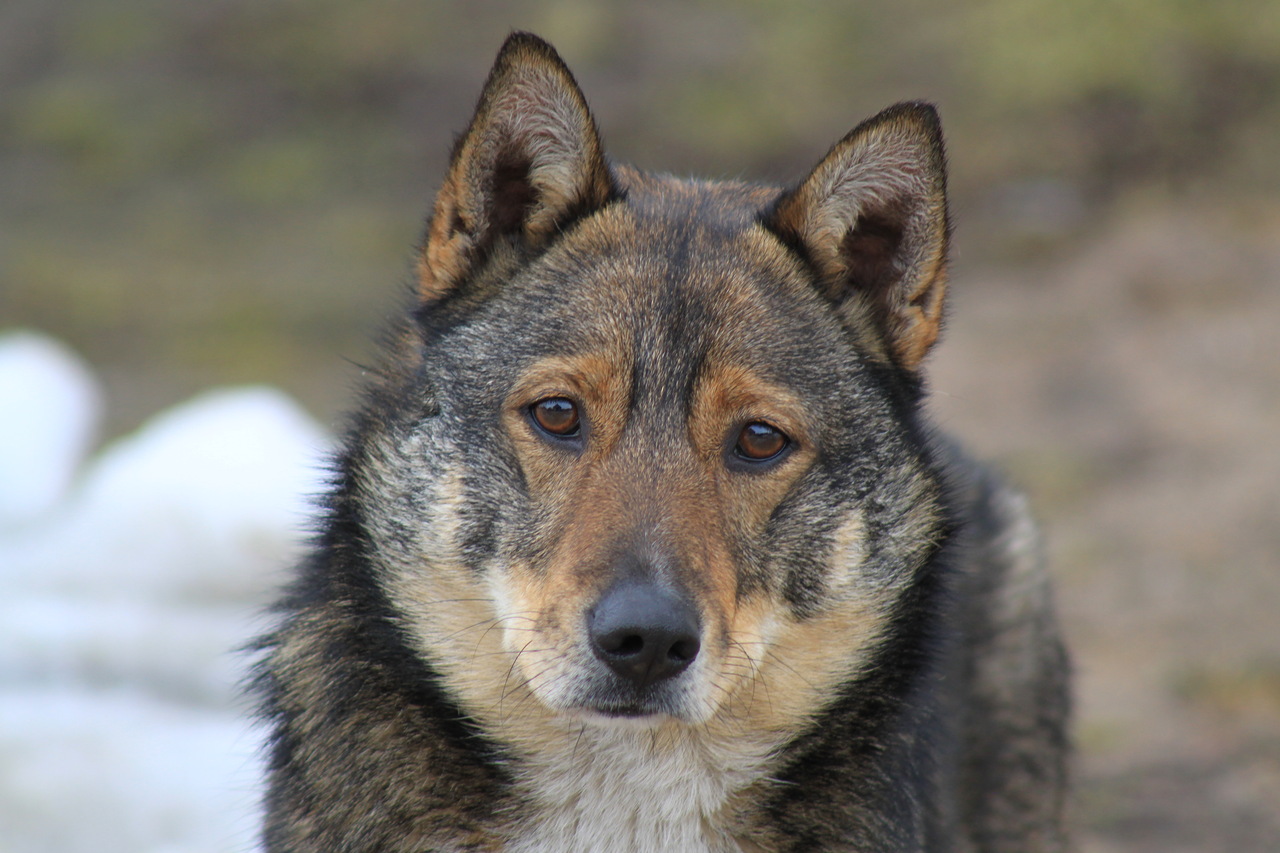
499,638 -> 537,718
440,610 -> 538,643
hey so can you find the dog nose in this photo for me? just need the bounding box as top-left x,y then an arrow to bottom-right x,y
588,582 -> 701,688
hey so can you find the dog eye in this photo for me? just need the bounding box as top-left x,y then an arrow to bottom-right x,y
734,422 -> 788,461
530,397 -> 581,438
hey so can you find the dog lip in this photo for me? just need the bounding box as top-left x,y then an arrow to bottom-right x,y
577,698 -> 676,721
590,704 -> 652,719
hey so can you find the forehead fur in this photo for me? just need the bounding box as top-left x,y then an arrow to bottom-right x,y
488,168 -> 837,365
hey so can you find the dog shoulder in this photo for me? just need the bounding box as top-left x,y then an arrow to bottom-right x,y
940,442 -> 1073,849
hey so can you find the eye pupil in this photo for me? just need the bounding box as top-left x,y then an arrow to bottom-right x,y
736,422 -> 786,461
532,398 -> 580,437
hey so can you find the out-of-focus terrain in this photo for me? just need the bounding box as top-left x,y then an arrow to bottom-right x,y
933,205 -> 1280,851
2,2 -> 1277,850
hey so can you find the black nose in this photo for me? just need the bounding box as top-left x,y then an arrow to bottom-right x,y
588,582 -> 701,688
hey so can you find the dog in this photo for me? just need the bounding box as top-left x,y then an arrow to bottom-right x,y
256,31 -> 1070,852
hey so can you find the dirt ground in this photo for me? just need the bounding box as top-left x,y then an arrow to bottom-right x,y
930,199 -> 1280,851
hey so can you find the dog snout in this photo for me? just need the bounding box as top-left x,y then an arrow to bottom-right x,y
588,582 -> 701,688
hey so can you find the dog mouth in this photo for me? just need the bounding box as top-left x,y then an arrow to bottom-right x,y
573,689 -> 688,724
588,702 -> 654,719
542,657 -> 706,725
576,702 -> 673,727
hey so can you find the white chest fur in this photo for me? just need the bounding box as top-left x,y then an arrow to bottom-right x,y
504,722 -> 771,853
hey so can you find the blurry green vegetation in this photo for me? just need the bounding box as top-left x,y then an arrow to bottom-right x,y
2,0 -> 1279,434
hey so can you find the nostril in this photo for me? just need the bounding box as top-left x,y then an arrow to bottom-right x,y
609,633 -> 645,657
668,637 -> 699,663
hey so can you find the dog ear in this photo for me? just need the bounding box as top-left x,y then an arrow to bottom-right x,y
417,32 -> 616,303
765,103 -> 950,372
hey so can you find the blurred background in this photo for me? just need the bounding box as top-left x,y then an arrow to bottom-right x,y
1,1 -> 1277,850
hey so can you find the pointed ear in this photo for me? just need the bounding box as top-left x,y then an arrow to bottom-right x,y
417,32 -> 616,302
765,102 -> 950,372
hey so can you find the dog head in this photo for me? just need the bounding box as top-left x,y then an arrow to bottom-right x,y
362,33 -> 951,740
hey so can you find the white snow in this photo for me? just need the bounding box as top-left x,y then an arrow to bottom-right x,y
0,330 -> 332,853
0,331 -> 101,527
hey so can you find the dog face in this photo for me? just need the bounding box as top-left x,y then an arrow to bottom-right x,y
364,34 -> 950,743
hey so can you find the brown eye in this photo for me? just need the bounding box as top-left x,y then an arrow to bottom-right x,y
735,421 -> 787,461
530,397 -> 580,437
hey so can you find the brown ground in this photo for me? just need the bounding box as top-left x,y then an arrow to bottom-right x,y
931,199 -> 1280,851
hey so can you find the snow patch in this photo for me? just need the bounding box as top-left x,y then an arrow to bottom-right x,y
0,330 -> 101,527
0,331 -> 331,853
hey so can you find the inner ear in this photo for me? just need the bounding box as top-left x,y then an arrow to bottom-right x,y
839,206 -> 906,301
490,151 -> 536,236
